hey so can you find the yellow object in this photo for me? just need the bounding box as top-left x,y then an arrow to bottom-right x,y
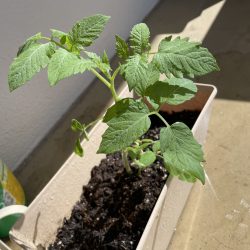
0,159 -> 25,209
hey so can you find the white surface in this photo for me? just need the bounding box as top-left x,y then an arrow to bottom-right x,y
0,0 -> 159,170
0,241 -> 12,250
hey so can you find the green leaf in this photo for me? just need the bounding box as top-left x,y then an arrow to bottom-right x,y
152,141 -> 161,153
138,150 -> 156,167
153,36 -> 219,77
70,14 -> 110,47
103,98 -> 133,123
48,49 -> 94,85
123,55 -> 159,94
52,33 -> 80,53
71,119 -> 83,132
115,35 -> 130,60
127,147 -> 139,160
130,23 -> 150,54
145,77 -> 197,105
134,63 -> 159,96
123,54 -> 147,91
51,29 -> 68,47
51,29 -> 67,39
74,138 -> 84,157
17,33 -> 43,56
8,42 -> 55,91
98,100 -> 151,154
160,122 -> 205,184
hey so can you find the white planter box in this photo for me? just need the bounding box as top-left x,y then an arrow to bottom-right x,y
10,83 -> 217,250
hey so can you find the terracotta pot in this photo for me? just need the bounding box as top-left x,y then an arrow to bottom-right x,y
10,83 -> 217,250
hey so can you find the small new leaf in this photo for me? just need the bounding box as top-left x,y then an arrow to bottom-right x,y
51,29 -> 67,40
70,14 -> 110,47
153,36 -> 219,77
54,34 -> 80,53
127,147 -> 139,160
8,42 -> 55,91
115,35 -> 130,60
98,100 -> 151,154
145,77 -> 197,105
103,98 -> 133,123
160,122 -> 205,184
85,51 -> 111,76
130,23 -> 150,54
60,35 -> 67,45
101,50 -> 110,65
138,150 -> 156,167
48,49 -> 94,85
17,32 -> 43,56
152,141 -> 161,153
74,138 -> 84,157
71,119 -> 83,132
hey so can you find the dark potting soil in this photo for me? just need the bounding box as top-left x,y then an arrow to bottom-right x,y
49,110 -> 200,250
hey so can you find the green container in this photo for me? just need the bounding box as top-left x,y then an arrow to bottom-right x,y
0,160 -> 26,238
0,205 -> 27,238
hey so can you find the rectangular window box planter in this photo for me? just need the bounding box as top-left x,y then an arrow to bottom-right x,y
10,83 -> 217,250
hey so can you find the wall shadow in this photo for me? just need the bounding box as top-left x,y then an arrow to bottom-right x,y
197,0 -> 250,101
147,0 -> 222,37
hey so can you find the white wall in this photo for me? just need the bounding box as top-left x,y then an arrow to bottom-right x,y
0,0 -> 159,170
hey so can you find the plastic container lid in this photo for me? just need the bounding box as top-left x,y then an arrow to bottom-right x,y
0,205 -> 27,238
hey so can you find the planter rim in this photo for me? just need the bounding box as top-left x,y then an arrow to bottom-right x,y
192,83 -> 217,133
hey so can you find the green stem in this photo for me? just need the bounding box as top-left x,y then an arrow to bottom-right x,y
111,66 -> 121,81
140,138 -> 153,143
82,116 -> 104,141
91,68 -> 120,102
122,150 -> 132,174
90,68 -> 111,88
150,111 -> 170,127
110,79 -> 120,103
156,154 -> 164,159
85,116 -> 103,130
110,66 -> 121,103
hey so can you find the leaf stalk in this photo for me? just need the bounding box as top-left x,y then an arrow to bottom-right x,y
90,68 -> 111,88
150,111 -> 170,127
85,116 -> 103,130
122,150 -> 132,174
41,36 -> 71,52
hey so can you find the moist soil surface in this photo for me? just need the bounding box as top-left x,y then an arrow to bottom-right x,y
49,110 -> 200,250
